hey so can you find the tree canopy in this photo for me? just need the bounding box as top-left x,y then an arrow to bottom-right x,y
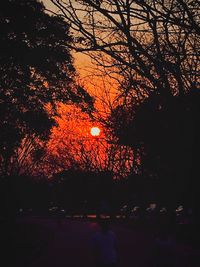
0,0 -> 93,177
51,0 -> 200,207
51,0 -> 199,97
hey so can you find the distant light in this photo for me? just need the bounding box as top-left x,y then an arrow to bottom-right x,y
90,127 -> 100,136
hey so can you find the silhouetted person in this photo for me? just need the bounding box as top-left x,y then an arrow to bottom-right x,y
92,218 -> 118,267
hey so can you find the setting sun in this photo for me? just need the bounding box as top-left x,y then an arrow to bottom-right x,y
90,127 -> 101,136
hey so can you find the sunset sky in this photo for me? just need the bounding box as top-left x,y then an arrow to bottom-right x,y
1,0 -> 199,221
43,0 -> 119,112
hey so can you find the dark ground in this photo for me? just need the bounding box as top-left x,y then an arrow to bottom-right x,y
1,216 -> 200,267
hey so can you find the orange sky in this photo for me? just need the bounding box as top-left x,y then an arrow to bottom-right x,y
43,0 -> 119,114
40,1 -> 134,177
45,103 -> 134,177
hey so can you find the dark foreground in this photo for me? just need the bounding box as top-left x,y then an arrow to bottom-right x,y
2,216 -> 200,267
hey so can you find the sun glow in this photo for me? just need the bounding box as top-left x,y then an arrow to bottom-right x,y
90,127 -> 101,136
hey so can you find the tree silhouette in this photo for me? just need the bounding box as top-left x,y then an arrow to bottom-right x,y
109,89 -> 200,213
0,0 -> 92,177
51,0 -> 200,217
51,0 -> 199,97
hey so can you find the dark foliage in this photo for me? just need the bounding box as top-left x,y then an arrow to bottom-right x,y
110,89 -> 200,212
0,0 -> 92,177
51,170 -> 113,211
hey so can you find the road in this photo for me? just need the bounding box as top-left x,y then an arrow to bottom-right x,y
14,217 -> 200,267
22,217 -> 152,267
